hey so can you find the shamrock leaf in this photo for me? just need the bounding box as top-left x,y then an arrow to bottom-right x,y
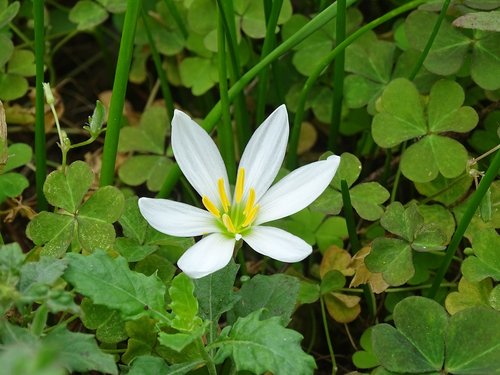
69,0 -> 108,30
462,229 -> 500,282
372,78 -> 478,182
406,10 -> 500,90
235,0 -> 292,39
445,278 -> 497,315
0,143 -> 31,203
352,327 -> 380,369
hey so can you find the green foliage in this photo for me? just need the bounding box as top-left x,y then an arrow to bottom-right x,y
0,143 -> 31,203
372,78 -> 478,182
461,229 -> 500,282
26,161 -> 125,256
214,310 -> 316,374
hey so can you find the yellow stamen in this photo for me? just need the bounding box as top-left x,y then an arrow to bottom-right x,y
222,213 -> 236,233
202,196 -> 220,217
242,205 -> 259,227
243,188 -> 256,215
218,178 -> 230,212
235,168 -> 245,203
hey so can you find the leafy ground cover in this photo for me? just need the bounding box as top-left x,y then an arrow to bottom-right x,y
0,0 -> 499,374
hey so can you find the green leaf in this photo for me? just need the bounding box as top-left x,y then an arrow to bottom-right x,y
462,230 -> 500,282
158,324 -> 206,352
115,237 -> 157,262
324,292 -> 361,323
330,152 -> 362,189
471,30 -> 500,90
79,186 -> 124,223
43,328 -> 117,374
122,317 -> 157,364
320,270 -> 346,295
445,278 -> 494,315
372,297 -> 447,373
0,173 -> 29,202
3,143 -> 32,173
455,9 -> 500,31
80,298 -> 128,344
19,257 -> 67,293
168,273 -> 203,332
128,356 -> 169,375
96,0 -> 126,13
179,56 -> 218,95
118,155 -> 173,191
119,196 -> 149,243
372,78 -> 426,148
0,1 -> 20,29
352,327 -> 380,369
237,0 -> 292,38
8,50 -> 36,77
365,238 -> 414,286
418,204 -> 455,244
118,106 -> 169,154
214,310 -> 316,374
401,135 -> 468,183
69,0 -> 108,30
26,212 -> 75,257
0,72 -> 28,101
415,174 -> 473,206
64,250 -> 166,319
445,306 -> 500,374
229,273 -> 300,326
194,260 -> 240,322
76,216 -> 116,252
350,182 -> 390,221
315,216 -> 348,251
381,202 -> 422,242
43,161 -> 93,213
0,34 -> 13,67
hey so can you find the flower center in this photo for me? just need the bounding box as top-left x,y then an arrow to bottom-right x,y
202,167 -> 259,239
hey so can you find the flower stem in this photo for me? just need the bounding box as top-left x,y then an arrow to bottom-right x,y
33,0 -> 48,210
100,0 -> 140,186
320,296 -> 337,374
197,338 -> 217,375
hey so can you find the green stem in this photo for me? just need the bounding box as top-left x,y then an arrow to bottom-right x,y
428,149 -> 500,299
33,0 -> 48,210
100,0 -> 140,186
141,5 -> 174,121
390,142 -> 406,203
408,0 -> 451,80
328,0 -> 346,151
217,8 -> 236,182
197,338 -> 217,375
287,0 -> 427,169
156,0 -> 356,197
255,0 -> 283,125
320,296 -> 336,374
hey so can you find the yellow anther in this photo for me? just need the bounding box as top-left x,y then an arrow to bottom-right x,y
242,205 -> 259,227
243,188 -> 256,215
222,213 -> 236,233
218,178 -> 230,212
235,168 -> 245,203
202,196 -> 220,217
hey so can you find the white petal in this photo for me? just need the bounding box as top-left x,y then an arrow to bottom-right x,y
255,155 -> 341,225
138,197 -> 219,237
238,105 -> 289,202
177,233 -> 235,278
243,226 -> 312,262
172,110 -> 230,207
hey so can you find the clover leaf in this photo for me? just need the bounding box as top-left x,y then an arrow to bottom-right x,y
462,229 -> 500,282
0,143 -> 31,203
406,10 -> 500,90
372,78 -> 478,182
365,202 -> 448,286
311,153 -> 389,221
445,277 -> 497,315
26,161 -> 125,257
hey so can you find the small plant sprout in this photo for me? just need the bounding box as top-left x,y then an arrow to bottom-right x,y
139,105 -> 341,278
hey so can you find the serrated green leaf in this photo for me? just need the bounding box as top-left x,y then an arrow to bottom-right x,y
0,242 -> 24,275
228,273 -> 300,326
64,250 -> 166,319
69,0 -> 108,30
214,310 -> 316,374
445,306 -> 500,374
80,298 -> 128,344
43,161 -> 93,212
365,237 -> 414,286
19,257 -> 67,292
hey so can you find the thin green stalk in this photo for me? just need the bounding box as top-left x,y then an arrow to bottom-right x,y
328,0 -> 346,151
162,0 -> 188,38
217,0 -> 251,150
287,0 -> 427,169
409,0 -> 451,80
390,141 -> 406,203
320,296 -> 337,374
141,6 -> 174,121
340,180 -> 376,318
197,338 -> 217,375
428,149 -> 500,299
255,0 -> 283,125
33,0 -> 48,210
156,0 -> 356,198
217,8 -> 236,182
100,0 -> 141,186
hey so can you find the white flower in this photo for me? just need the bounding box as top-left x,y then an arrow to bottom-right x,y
139,105 -> 340,278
